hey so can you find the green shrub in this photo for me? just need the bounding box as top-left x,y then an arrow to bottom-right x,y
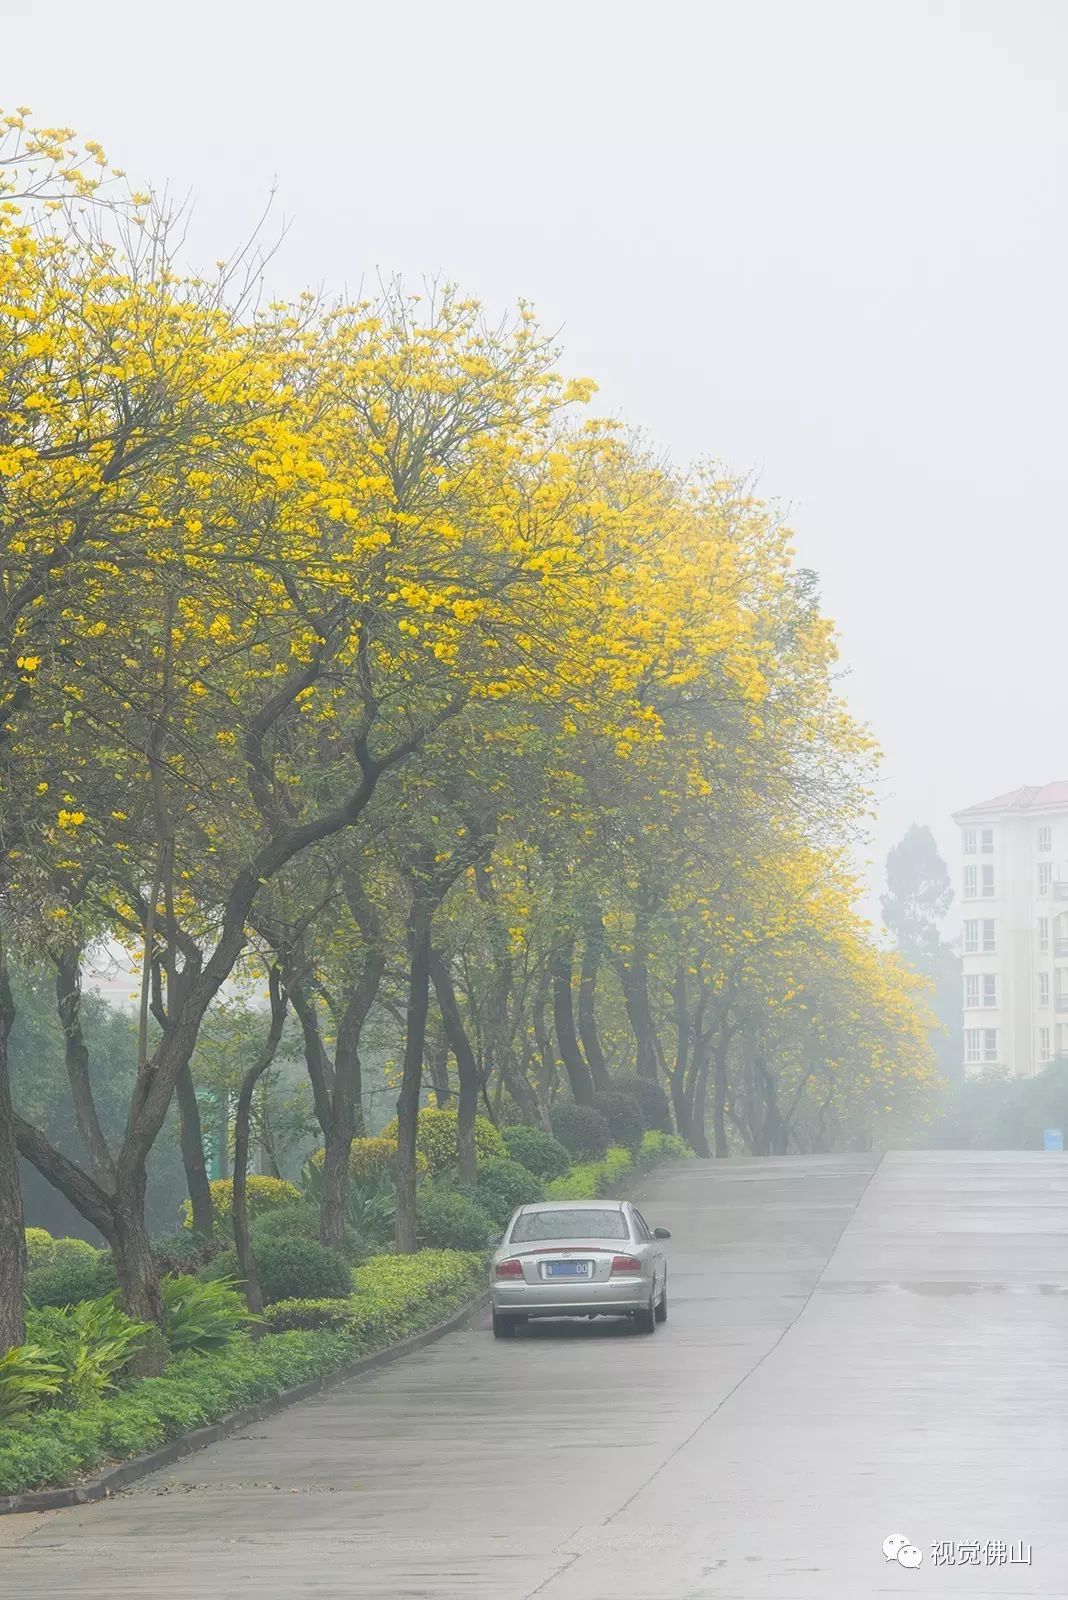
305,1135 -> 427,1181
592,1090 -> 645,1151
545,1163 -> 599,1200
415,1185 -> 494,1250
254,1237 -> 352,1303
251,1203 -> 322,1248
152,1231 -> 223,1276
198,1247 -> 239,1284
51,1236 -> 100,1266
161,1274 -> 258,1353
550,1102 -> 611,1161
25,1250 -> 117,1309
300,1164 -> 395,1251
637,1129 -> 692,1165
181,1175 -> 301,1234
260,1298 -> 355,1332
381,1106 -> 505,1175
599,1145 -> 634,1186
23,1227 -> 55,1269
466,1158 -> 542,1227
0,1345 -> 63,1424
27,1296 -> 151,1404
613,1074 -> 674,1134
502,1124 -> 571,1180
0,1252 -> 485,1495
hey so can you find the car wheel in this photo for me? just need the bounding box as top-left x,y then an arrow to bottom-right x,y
492,1307 -> 517,1339
654,1281 -> 668,1323
634,1292 -> 657,1334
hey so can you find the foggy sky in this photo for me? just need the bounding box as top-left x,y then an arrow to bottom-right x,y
6,0 -> 1066,920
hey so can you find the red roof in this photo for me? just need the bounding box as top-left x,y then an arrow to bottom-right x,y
954,782 -> 1068,819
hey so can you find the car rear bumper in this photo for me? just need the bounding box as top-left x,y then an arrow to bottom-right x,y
491,1277 -> 650,1317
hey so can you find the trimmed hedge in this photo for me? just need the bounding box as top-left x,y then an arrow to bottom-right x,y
502,1125 -> 572,1180
381,1107 -> 505,1175
414,1185 -> 494,1251
592,1090 -> 645,1151
464,1158 -> 543,1227
613,1074 -> 675,1135
0,1251 -> 484,1495
545,1131 -> 692,1200
25,1251 -> 116,1310
550,1102 -> 611,1162
181,1176 -> 300,1234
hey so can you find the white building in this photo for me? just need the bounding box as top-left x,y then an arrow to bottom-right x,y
952,782 -> 1068,1077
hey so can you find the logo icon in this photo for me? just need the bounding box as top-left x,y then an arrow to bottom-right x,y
883,1534 -> 923,1568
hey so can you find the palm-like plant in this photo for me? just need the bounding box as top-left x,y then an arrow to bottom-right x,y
0,1344 -> 63,1423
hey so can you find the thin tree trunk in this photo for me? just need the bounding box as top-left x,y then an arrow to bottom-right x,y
669,961 -> 691,1140
430,949 -> 479,1184
233,971 -> 287,1316
395,900 -> 432,1253
690,1052 -> 712,1158
551,936 -> 595,1105
111,1167 -> 165,1339
426,1024 -> 451,1108
55,946 -> 116,1188
712,1043 -> 730,1158
175,1060 -> 214,1237
577,917 -> 610,1091
0,934 -> 25,1352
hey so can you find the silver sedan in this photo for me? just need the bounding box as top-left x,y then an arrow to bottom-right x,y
489,1198 -> 671,1337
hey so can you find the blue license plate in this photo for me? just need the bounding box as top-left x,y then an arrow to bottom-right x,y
545,1261 -> 590,1278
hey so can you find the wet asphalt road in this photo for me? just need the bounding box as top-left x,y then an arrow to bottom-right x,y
3,1151 -> 1068,1598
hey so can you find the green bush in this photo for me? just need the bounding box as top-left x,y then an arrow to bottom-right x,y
0,1345 -> 63,1425
300,1164 -> 395,1251
260,1298 -> 355,1332
502,1124 -> 572,1180
636,1129 -> 692,1165
305,1135 -> 427,1181
25,1250 -> 117,1309
0,1251 -> 485,1495
550,1102 -> 611,1162
23,1227 -> 55,1269
381,1106 -> 505,1175
613,1074 -> 674,1134
27,1296 -> 151,1405
466,1158 -> 542,1227
251,1203 -> 322,1248
254,1237 -> 353,1304
415,1185 -> 494,1250
592,1090 -> 645,1151
161,1274 -> 258,1353
181,1175 -> 301,1234
546,1145 -> 633,1199
152,1231 -> 223,1276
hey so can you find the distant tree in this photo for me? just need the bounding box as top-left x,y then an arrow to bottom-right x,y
882,824 -> 962,1081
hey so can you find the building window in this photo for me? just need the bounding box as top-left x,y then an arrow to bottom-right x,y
965,1029 -> 981,1064
983,1029 -> 998,1063
964,866 -> 977,899
1039,973 -> 1051,1007
1039,917 -> 1050,953
1060,1023 -> 1068,1055
981,865 -> 995,897
1039,825 -> 1052,854
1039,862 -> 1052,897
981,828 -> 994,853
965,975 -> 980,1008
982,919 -> 996,953
963,829 -> 977,855
1041,1027 -> 1052,1064
963,920 -> 978,954
982,974 -> 997,1008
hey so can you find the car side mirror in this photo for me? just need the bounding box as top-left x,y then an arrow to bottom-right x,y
653,1227 -> 671,1240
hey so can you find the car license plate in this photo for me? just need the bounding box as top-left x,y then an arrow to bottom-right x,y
545,1261 -> 590,1278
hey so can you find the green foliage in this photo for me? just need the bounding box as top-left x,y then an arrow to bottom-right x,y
382,1106 -> 505,1175
251,1203 -> 322,1247
254,1237 -> 353,1304
23,1227 -> 54,1269
501,1124 -> 572,1180
414,1184 -> 494,1250
925,1060 -> 1068,1150
25,1249 -> 117,1309
545,1145 -> 634,1199
0,1345 -> 63,1425
636,1129 -> 692,1165
152,1231 -> 224,1276
181,1175 -> 300,1234
260,1298 -> 355,1331
613,1074 -> 674,1135
464,1158 -> 543,1226
0,1252 -> 485,1495
299,1163 -> 396,1250
161,1274 -> 258,1353
592,1090 -> 645,1150
550,1102 -> 611,1161
26,1296 -> 151,1405
305,1135 -> 427,1181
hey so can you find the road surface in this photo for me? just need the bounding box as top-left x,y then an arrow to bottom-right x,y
3,1151 -> 1068,1597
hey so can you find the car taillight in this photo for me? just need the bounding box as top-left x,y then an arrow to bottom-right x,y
495,1258 -> 523,1278
611,1255 -> 642,1274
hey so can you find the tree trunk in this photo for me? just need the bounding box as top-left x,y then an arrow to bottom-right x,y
175,1060 -> 214,1237
712,1043 -> 730,1158
112,1169 -> 165,1331
577,918 -> 610,1091
0,940 -> 25,1352
217,1093 -> 230,1180
426,1025 -> 451,1108
690,1052 -> 712,1158
395,901 -> 432,1254
551,936 -> 595,1105
55,946 -> 116,1188
430,948 -> 480,1185
320,1114 -> 356,1250
616,953 -> 661,1082
669,961 -> 691,1141
232,973 -> 287,1315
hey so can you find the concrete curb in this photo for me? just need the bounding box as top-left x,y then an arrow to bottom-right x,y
0,1290 -> 489,1517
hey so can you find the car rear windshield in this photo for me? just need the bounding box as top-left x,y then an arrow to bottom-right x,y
510,1208 -> 629,1242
